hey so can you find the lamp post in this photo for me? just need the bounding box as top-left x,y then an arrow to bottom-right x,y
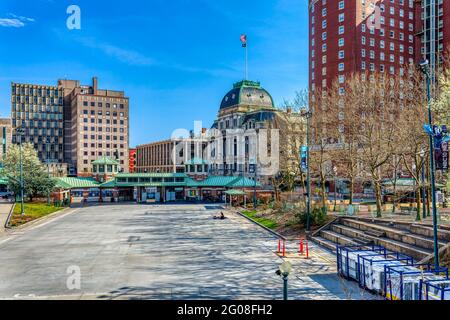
46,138 -> 51,205
276,261 -> 292,300
333,166 -> 338,212
419,59 -> 440,270
16,127 -> 25,216
248,158 -> 257,209
412,164 -> 420,221
420,149 -> 427,220
301,108 -> 312,232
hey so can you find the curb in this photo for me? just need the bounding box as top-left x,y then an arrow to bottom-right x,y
233,210 -> 287,240
6,206 -> 76,231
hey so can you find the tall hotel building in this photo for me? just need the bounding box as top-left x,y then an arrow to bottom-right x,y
309,0 -> 417,93
309,0 -> 450,94
11,77 -> 129,176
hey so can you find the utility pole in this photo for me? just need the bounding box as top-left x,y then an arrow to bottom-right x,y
333,166 -> 338,212
301,109 -> 312,232
420,149 -> 427,220
419,59 -> 440,270
17,127 -> 25,215
46,138 -> 51,205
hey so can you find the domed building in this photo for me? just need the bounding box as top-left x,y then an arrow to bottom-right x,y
212,80 -> 276,131
208,80 -> 305,185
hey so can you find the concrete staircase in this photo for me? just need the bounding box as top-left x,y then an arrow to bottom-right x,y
311,217 -> 450,262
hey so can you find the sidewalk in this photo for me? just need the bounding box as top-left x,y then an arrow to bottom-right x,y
0,203 -> 14,234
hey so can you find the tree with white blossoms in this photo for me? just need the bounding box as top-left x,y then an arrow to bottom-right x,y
2,143 -> 56,202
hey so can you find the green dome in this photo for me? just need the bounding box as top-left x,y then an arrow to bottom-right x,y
220,80 -> 275,110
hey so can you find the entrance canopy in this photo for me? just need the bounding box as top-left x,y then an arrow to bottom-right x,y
54,173 -> 261,190
224,190 -> 247,196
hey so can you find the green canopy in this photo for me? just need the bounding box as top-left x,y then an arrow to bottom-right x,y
92,156 -> 120,166
224,189 -> 247,196
55,177 -> 100,189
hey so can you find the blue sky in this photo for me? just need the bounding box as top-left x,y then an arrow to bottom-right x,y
0,0 -> 309,146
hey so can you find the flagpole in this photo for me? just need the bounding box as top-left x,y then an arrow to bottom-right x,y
245,42 -> 248,80
241,34 -> 248,80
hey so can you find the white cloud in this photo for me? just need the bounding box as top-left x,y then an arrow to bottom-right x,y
78,38 -> 156,67
0,18 -> 25,28
0,14 -> 35,28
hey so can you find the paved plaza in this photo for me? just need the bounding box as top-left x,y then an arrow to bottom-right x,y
0,204 -> 376,300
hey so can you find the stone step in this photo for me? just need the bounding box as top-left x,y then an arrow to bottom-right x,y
410,224 -> 450,242
335,222 -> 446,251
374,237 -> 433,261
310,236 -> 340,252
341,218 -> 447,251
320,230 -> 359,247
327,222 -> 433,261
331,224 -> 374,243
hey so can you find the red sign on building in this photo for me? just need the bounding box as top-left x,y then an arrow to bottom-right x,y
129,148 -> 137,173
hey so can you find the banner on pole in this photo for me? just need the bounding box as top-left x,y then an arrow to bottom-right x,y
300,146 -> 308,171
434,125 -> 449,171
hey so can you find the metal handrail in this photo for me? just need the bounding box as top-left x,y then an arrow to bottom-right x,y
4,202 -> 16,229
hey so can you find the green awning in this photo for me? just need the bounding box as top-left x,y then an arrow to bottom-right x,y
92,156 -> 120,166
187,176 -> 260,188
55,177 -> 100,189
224,190 -> 247,196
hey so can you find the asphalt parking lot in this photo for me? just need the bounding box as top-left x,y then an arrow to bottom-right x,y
0,204 -> 375,300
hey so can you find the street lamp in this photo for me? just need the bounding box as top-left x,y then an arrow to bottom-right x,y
249,160 -> 257,210
333,166 -> 338,212
275,261 -> 292,300
46,138 -> 51,205
412,164 -> 420,221
301,108 -> 312,232
419,149 -> 427,220
16,126 -> 25,216
419,59 -> 440,270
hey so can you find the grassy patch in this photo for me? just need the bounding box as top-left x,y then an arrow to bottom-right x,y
242,210 -> 278,229
10,203 -> 64,227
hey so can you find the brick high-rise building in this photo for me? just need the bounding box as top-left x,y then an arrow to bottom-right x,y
59,77 -> 130,176
309,0 -> 417,93
10,77 -> 129,176
415,0 -> 450,80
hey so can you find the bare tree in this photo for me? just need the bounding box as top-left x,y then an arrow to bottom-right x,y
342,72 -> 401,217
309,87 -> 336,212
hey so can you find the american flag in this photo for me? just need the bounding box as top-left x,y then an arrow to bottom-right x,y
240,34 -> 247,47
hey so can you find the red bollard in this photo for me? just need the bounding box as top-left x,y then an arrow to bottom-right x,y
278,239 -> 281,253
299,238 -> 304,255
305,241 -> 309,259
282,240 -> 286,257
